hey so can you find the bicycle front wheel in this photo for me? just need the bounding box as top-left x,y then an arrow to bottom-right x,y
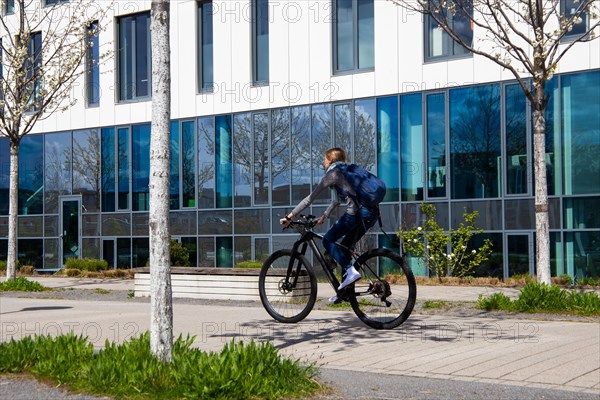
258,250 -> 317,323
349,248 -> 416,329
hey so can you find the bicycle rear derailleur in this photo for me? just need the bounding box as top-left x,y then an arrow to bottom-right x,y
368,280 -> 392,307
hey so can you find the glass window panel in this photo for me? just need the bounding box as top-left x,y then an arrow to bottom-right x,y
181,237 -> 198,267
564,197 -> 600,230
135,13 -> 150,98
566,231 -> 600,279
82,238 -> 100,259
216,236 -> 233,268
426,2 -> 472,59
335,0 -> 353,71
44,239 -> 58,269
505,84 -> 528,195
118,13 -> 151,101
544,77 -> 560,196
505,199 -> 534,230
233,113 -> 252,207
170,121 -> 180,210
4,0 -> 15,14
426,93 -> 446,198
234,209 -> 271,235
400,93 -> 423,202
472,233 -> 503,278
549,198 -> 561,230
102,213 -> 131,236
73,129 -> 101,212
253,113 -> 269,205
82,214 -> 100,237
132,124 -> 150,211
118,127 -> 130,210
198,237 -> 214,267
132,213 -> 149,236
24,32 -> 42,112
401,201 -> 448,230
291,106 -> 311,203
450,84 -> 501,199
170,211 -> 197,236
132,238 -> 149,268
44,215 -> 58,237
118,16 -> 133,100
44,132 -> 72,214
378,203 -> 399,233
19,135 -> 44,215
17,238 -> 43,269
198,0 -> 214,90
311,104 -> 332,204
0,218 -> 6,238
562,0 -> 589,37
562,71 -> 600,195
271,109 -> 291,206
181,121 -> 196,208
334,103 -> 352,155
354,99 -> 376,171
254,237 -> 269,262
550,232 -> 563,277
0,138 -> 9,215
215,115 -> 232,208
452,2 -> 473,55
198,210 -> 232,234
451,200 -> 502,231
198,117 -> 215,208
86,21 -> 100,106
18,216 -> 43,237
357,0 -> 374,69
101,128 -> 116,212
234,236 -> 251,264
117,238 -> 131,269
253,0 -> 269,84
378,96 -> 400,202
507,235 -> 531,277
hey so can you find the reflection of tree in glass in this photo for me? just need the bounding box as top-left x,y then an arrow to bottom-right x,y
45,136 -> 72,212
197,121 -> 215,198
254,113 -> 269,204
72,130 -> 101,211
451,86 -> 501,197
354,103 -> 377,171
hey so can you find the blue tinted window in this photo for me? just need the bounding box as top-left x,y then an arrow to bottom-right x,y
562,71 -> 600,195
73,129 -> 101,212
378,96 -> 399,202
400,93 -> 423,202
355,99 -> 376,171
426,93 -> 446,198
0,138 -> 9,215
182,120 -> 196,208
253,113 -> 269,205
198,117 -> 215,208
271,108 -> 291,206
19,135 -> 44,215
234,113 -> 252,207
426,1 -> 472,60
86,21 -> 100,106
334,0 -> 374,72
118,127 -> 130,210
132,124 -> 149,211
25,32 -> 42,111
334,104 -> 352,155
4,0 -> 14,14
216,236 -> 233,268
215,115 -> 232,208
170,121 -> 180,210
450,84 -> 501,199
252,0 -> 269,84
101,128 -> 115,212
562,0 -> 589,38
118,13 -> 151,101
505,84 -> 528,195
311,104 -> 332,204
544,78 -> 560,196
44,132 -> 72,214
198,0 -> 214,90
291,106 -> 311,203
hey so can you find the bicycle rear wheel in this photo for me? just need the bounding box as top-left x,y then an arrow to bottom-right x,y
259,249 -> 317,323
349,248 -> 416,329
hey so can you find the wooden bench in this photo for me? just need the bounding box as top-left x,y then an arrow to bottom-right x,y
134,267 -> 311,302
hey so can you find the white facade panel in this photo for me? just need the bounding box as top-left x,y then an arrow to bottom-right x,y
286,1 -> 312,107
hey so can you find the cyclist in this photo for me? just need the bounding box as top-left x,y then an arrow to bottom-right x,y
281,147 -> 379,301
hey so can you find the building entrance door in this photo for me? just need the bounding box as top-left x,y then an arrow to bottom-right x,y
60,196 -> 81,266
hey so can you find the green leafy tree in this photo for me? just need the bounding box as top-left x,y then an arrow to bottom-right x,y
399,203 -> 493,281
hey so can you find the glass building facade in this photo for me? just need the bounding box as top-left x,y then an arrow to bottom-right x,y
0,70 -> 598,279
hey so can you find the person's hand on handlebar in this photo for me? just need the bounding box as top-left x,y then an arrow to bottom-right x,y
316,215 -> 327,225
279,213 -> 294,228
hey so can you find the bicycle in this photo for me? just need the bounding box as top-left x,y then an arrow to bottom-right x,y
258,215 -> 417,329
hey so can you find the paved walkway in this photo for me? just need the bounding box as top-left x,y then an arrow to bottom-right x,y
0,277 -> 598,397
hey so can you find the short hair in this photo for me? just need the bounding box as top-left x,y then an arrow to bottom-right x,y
325,147 -> 347,163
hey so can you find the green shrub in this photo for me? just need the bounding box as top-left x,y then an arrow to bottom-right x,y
234,260 -> 263,269
423,300 -> 447,309
0,333 -> 321,400
0,260 -> 21,270
0,277 -> 49,292
64,258 -> 108,272
65,269 -> 81,277
170,240 -> 191,267
477,282 -> 600,316
578,277 -> 600,287
557,273 -> 574,286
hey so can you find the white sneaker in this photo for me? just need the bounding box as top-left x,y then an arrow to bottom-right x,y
338,266 -> 361,290
328,295 -> 338,303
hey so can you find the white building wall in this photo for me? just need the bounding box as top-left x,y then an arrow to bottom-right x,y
19,0 -> 599,135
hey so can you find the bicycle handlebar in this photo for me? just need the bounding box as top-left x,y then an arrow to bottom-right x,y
279,214 -> 317,231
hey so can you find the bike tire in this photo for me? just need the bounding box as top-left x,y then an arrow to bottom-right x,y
259,249 -> 317,323
348,248 -> 416,329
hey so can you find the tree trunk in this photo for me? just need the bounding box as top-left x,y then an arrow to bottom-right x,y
6,141 -> 19,280
149,0 -> 173,363
532,83 -> 551,285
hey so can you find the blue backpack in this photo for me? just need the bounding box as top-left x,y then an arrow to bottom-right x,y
336,163 -> 386,208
